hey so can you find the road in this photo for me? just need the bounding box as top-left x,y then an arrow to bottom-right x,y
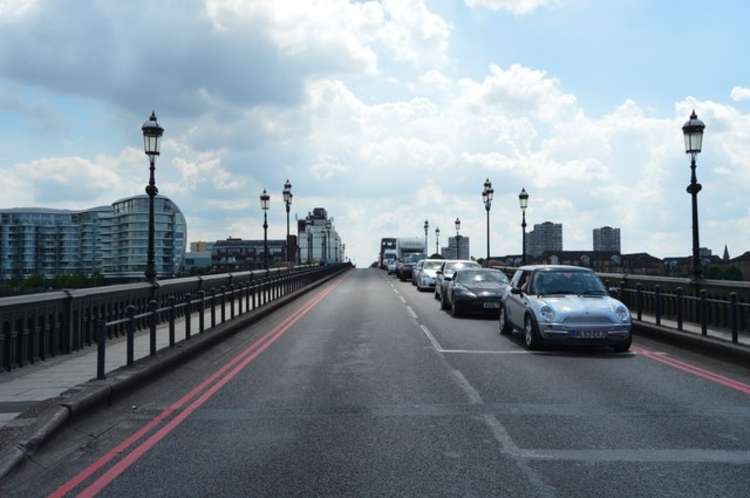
3,268 -> 750,497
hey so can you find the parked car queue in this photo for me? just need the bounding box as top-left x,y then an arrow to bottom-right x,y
387,260 -> 633,353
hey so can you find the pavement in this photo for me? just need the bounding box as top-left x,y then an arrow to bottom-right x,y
0,293 -> 250,429
2,268 -> 750,497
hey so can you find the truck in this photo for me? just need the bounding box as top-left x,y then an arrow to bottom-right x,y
379,238 -> 397,270
395,237 -> 427,280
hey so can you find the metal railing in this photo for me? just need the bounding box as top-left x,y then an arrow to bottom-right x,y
0,264 -> 346,373
490,265 -> 750,346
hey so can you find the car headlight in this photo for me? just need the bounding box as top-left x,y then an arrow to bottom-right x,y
538,305 -> 555,322
615,306 -> 630,322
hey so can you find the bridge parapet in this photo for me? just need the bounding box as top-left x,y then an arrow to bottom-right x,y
0,265 -> 335,372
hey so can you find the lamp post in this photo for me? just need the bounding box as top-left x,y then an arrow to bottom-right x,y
435,227 -> 440,256
321,228 -> 327,264
519,188 -> 529,265
259,189 -> 270,270
423,220 -> 429,255
682,110 -> 706,281
283,179 -> 293,268
141,111 -> 164,284
482,178 -> 494,265
454,218 -> 461,260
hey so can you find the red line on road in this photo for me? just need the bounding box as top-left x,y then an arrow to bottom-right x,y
49,274 -> 346,498
634,345 -> 750,396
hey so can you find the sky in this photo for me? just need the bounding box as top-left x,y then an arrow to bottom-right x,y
1,0 -> 749,267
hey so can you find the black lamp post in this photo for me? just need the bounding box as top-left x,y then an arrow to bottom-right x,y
682,110 -> 706,281
482,178 -> 494,265
454,218 -> 461,260
260,189 -> 270,270
283,179 -> 293,267
519,188 -> 529,265
423,220 -> 429,254
435,227 -> 440,256
141,111 -> 164,284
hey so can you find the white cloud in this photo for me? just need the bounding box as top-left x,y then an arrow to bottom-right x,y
464,0 -> 558,15
730,86 -> 750,102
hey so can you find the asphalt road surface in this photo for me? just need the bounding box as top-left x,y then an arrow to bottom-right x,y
3,268 -> 750,497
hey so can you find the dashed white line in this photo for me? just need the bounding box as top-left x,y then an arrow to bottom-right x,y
406,305 -> 418,320
399,295 -> 406,304
450,369 -> 483,405
419,324 -> 443,352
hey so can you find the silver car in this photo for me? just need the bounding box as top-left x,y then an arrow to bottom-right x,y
499,265 -> 632,352
415,259 -> 443,291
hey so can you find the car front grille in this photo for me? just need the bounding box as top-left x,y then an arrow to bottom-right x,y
562,315 -> 613,324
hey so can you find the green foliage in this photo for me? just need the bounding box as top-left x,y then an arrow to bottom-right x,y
703,265 -> 744,281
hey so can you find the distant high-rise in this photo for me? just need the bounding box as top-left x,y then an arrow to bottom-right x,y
442,236 -> 470,259
527,221 -> 562,257
593,226 -> 621,253
297,208 -> 344,264
0,195 -> 186,280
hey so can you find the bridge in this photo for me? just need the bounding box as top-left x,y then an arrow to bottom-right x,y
1,267 -> 750,496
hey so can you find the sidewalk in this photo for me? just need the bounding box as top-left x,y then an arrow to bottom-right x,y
0,294 -> 248,428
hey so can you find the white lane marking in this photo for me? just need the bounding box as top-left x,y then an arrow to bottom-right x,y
393,289 -> 399,295
419,324 -> 443,351
406,305 -> 418,320
450,369 -> 482,405
399,295 -> 406,304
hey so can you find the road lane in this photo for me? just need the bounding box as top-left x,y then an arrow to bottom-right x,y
3,268 -> 750,497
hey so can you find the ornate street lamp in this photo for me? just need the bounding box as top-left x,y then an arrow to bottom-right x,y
682,110 -> 706,281
283,179 -> 293,267
423,220 -> 429,255
435,227 -> 440,256
519,188 -> 529,265
141,111 -> 164,284
260,189 -> 270,270
482,178 -> 494,265
454,218 -> 461,259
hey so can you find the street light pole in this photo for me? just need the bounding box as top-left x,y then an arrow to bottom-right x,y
283,179 -> 293,268
482,179 -> 494,265
435,227 -> 440,256
682,110 -> 706,281
454,218 -> 461,260
423,220 -> 429,255
260,189 -> 270,270
519,188 -> 529,265
141,111 -> 164,284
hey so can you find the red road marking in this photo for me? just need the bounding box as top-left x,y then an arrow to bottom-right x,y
49,275 -> 345,498
634,345 -> 750,396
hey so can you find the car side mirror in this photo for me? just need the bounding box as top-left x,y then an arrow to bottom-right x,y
444,276 -> 452,282
608,287 -> 619,297
436,270 -> 443,275
510,287 -> 522,295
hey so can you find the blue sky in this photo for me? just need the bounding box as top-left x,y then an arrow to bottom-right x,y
1,0 -> 749,266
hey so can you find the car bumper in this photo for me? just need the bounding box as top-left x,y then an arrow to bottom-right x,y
453,295 -> 503,314
421,279 -> 435,288
538,322 -> 632,345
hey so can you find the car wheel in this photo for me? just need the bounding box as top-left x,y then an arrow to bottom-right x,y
523,314 -> 542,351
498,305 -> 512,335
612,337 -> 632,353
450,299 -> 461,317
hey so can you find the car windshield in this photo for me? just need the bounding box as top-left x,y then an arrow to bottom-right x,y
444,261 -> 480,274
532,270 -> 607,295
456,270 -> 509,284
423,261 -> 443,270
405,254 -> 424,263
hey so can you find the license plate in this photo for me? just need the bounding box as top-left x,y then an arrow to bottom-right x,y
483,302 -> 500,309
571,330 -> 606,339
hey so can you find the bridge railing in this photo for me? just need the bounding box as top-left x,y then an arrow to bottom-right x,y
0,264 -> 342,373
489,265 -> 750,345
